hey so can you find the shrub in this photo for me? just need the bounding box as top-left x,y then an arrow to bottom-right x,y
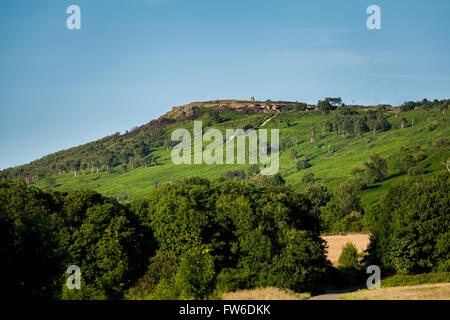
251,173 -> 286,187
399,153 -> 416,173
222,169 -> 246,180
304,183 -> 329,208
408,165 -> 424,176
414,151 -> 426,162
363,153 -> 388,184
435,138 -> 449,149
381,272 -> 450,288
301,171 -> 315,183
296,159 -> 310,171
216,268 -> 257,293
246,164 -> 259,177
127,251 -> 178,299
338,242 -> 360,269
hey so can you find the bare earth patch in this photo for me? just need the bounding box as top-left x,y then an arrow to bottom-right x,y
222,287 -> 310,300
339,283 -> 450,300
322,234 -> 370,266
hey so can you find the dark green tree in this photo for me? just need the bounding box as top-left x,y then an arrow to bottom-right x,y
363,153 -> 388,183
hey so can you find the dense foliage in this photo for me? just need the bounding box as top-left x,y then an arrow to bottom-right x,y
400,98 -> 449,112
321,107 -> 391,136
128,178 -> 329,299
0,124 -> 172,183
365,172 -> 449,274
1,177 -> 329,299
0,180 -> 149,300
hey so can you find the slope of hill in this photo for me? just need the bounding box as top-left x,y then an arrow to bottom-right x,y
1,99 -> 449,211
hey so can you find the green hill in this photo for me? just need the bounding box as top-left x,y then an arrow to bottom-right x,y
1,98 -> 449,211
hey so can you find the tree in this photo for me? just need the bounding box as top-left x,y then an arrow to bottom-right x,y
321,120 -> 332,132
363,153 -> 388,183
252,173 -> 286,187
130,178 -> 327,296
333,180 -> 361,214
309,122 -> 315,143
304,183 -> 329,208
296,159 -> 310,171
246,164 -> 259,177
209,110 -> 222,124
58,193 -> 147,299
175,247 -> 216,299
269,229 -> 329,292
222,169 -> 246,181
327,97 -> 343,107
290,148 -> 297,160
408,165 -> 424,176
400,101 -> 417,112
338,242 -> 360,269
0,180 -> 63,298
318,98 -> 342,114
400,117 -> 406,129
317,100 -> 332,114
366,172 -> 449,274
399,153 -> 416,173
45,176 -> 57,188
301,171 -> 315,183
293,102 -> 307,111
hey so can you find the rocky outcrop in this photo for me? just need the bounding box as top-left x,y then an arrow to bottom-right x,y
164,99 -> 288,120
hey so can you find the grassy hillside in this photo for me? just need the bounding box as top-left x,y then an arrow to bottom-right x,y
1,99 -> 448,300
2,99 -> 449,212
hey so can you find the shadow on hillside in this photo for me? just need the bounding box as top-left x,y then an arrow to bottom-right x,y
363,184 -> 381,191
383,171 -> 404,180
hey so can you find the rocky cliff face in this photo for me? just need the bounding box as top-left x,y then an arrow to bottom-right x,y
120,99 -> 304,139
163,99 -> 291,120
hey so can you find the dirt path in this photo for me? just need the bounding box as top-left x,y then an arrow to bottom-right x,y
260,114 -> 277,127
308,286 -> 361,300
308,293 -> 342,300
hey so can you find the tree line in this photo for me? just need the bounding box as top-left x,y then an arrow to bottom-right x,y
0,177 -> 329,299
0,126 -> 171,182
1,165 -> 448,299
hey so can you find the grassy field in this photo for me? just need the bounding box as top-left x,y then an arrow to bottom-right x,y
34,108 -> 449,212
339,283 -> 450,300
322,233 -> 370,266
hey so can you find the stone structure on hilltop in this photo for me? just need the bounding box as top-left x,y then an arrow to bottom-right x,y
165,99 -> 290,120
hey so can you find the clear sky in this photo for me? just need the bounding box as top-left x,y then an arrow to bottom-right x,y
1,0 -> 449,169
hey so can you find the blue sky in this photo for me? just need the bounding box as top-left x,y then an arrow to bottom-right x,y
1,0 -> 449,169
